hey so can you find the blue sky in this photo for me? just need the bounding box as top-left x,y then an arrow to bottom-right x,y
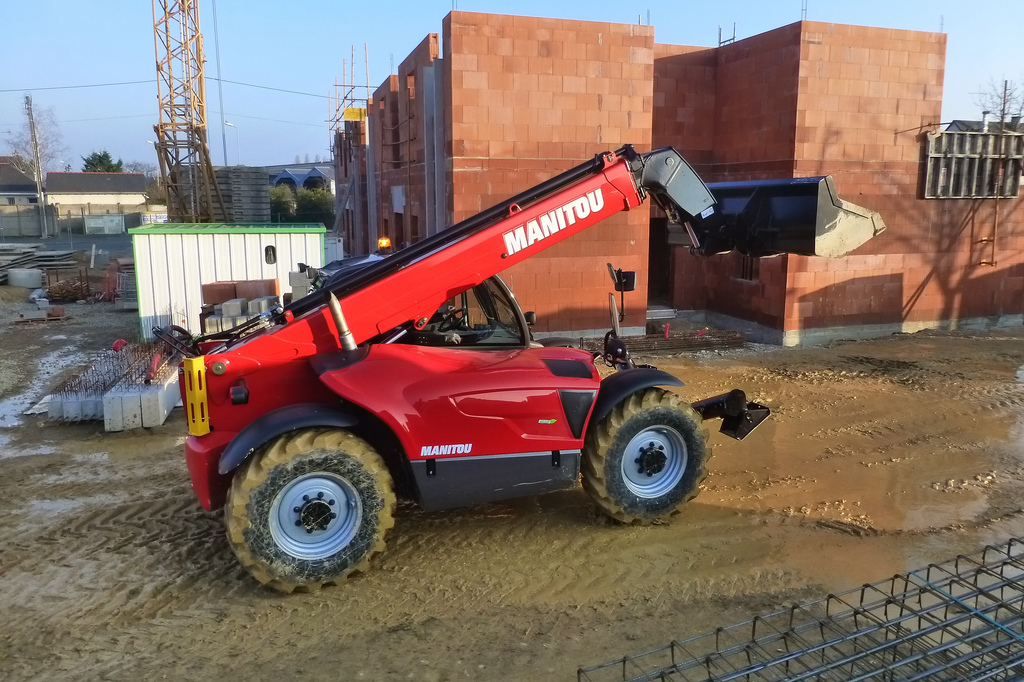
1,0 -> 1020,171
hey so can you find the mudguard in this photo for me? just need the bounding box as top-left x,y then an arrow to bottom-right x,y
218,403 -> 358,475
591,369 -> 684,425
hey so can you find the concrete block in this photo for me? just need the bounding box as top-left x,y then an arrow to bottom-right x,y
140,373 -> 179,428
222,298 -> 247,317
289,271 -> 312,287
246,295 -> 280,315
63,399 -> 83,422
48,400 -> 64,420
103,390 -> 124,432
82,398 -> 103,420
292,285 -> 311,301
204,315 -> 223,333
120,394 -> 143,430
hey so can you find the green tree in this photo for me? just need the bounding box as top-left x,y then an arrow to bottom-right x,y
270,184 -> 296,222
81,150 -> 124,172
294,187 -> 335,227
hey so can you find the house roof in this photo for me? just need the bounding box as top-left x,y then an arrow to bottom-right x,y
46,172 -> 149,194
947,117 -> 1024,133
0,163 -> 37,194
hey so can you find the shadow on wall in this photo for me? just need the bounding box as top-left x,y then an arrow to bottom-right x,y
959,262 -> 1024,320
798,274 -> 904,329
900,196 -> 1024,324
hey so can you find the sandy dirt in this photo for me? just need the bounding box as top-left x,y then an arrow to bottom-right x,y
3,292 -> 1024,681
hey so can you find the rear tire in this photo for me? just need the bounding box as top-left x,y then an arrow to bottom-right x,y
224,428 -> 395,592
582,388 -> 709,524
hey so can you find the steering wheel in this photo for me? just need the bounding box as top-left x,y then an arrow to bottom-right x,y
437,305 -> 468,332
153,324 -> 200,357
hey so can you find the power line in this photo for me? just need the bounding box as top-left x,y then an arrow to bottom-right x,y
214,78 -> 328,99
1,77 -> 329,99
0,80 -> 152,93
221,112 -> 325,128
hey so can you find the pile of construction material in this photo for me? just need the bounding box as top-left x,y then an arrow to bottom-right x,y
46,277 -> 91,302
214,166 -> 271,223
0,244 -> 78,284
47,343 -> 179,431
204,295 -> 281,332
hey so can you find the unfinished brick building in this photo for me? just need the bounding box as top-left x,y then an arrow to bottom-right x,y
336,11 -> 1024,344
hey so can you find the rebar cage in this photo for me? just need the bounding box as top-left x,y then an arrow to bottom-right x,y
579,538 -> 1024,682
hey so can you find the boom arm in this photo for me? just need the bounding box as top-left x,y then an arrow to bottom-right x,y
283,146 -> 732,348
200,144 -> 881,352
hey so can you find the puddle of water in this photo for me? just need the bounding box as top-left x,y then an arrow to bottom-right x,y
0,346 -> 88,429
0,440 -> 58,461
25,492 -> 128,517
708,384 -> 1008,534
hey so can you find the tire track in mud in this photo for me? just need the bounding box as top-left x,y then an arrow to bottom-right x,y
0,478 -> 252,635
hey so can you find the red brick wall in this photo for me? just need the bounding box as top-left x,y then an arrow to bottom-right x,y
658,20 -> 1024,338
782,21 -> 1024,333
443,11 -> 654,332
367,35 -> 440,251
657,24 -> 804,329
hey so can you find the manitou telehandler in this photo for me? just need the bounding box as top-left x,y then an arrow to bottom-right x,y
157,145 -> 884,592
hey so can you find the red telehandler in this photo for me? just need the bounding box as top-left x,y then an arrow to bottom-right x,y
156,145 -> 884,591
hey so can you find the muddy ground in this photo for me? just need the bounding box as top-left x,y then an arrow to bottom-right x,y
3,288 -> 1024,681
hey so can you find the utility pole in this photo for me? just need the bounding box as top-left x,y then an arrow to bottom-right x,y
24,95 -> 48,239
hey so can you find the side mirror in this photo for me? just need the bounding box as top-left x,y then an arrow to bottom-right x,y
606,263 -> 636,292
524,311 -> 537,326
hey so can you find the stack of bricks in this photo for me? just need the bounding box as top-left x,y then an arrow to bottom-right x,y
213,166 -> 271,223
204,295 -> 281,333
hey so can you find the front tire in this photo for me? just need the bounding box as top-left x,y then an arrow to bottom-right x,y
224,428 -> 395,592
582,388 -> 709,524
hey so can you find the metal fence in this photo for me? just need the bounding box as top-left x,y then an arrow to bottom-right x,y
579,538 -> 1024,681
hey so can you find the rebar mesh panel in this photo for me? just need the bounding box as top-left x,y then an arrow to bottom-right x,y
579,538 -> 1024,682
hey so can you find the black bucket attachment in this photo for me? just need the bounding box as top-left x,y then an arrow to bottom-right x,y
705,176 -> 886,258
691,389 -> 771,440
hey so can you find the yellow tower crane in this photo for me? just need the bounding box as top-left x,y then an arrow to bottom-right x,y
152,0 -> 226,223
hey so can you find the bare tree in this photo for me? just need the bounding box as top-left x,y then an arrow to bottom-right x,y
124,160 -> 159,179
973,78 -> 1024,124
2,102 -> 67,176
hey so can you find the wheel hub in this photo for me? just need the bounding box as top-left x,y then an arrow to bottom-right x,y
635,442 -> 668,476
270,472 -> 362,560
295,492 -> 337,533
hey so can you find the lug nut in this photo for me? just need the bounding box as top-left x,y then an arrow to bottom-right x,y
317,492 -> 324,499
302,495 -> 309,501
328,499 -> 335,506
295,520 -> 301,526
330,512 -> 337,519
293,506 -> 301,513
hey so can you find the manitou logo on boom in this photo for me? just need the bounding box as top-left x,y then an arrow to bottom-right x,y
502,188 -> 605,256
420,443 -> 473,457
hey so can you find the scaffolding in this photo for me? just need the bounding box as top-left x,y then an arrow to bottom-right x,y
579,537 -> 1024,681
152,0 -> 226,222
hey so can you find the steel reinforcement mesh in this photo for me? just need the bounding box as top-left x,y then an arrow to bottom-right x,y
579,538 -> 1024,682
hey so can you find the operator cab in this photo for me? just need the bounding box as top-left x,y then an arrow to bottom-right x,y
403,276 -> 530,349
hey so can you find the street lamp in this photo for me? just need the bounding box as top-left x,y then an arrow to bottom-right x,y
224,121 -> 240,165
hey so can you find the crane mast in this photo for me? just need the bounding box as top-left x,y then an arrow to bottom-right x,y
152,0 -> 226,222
